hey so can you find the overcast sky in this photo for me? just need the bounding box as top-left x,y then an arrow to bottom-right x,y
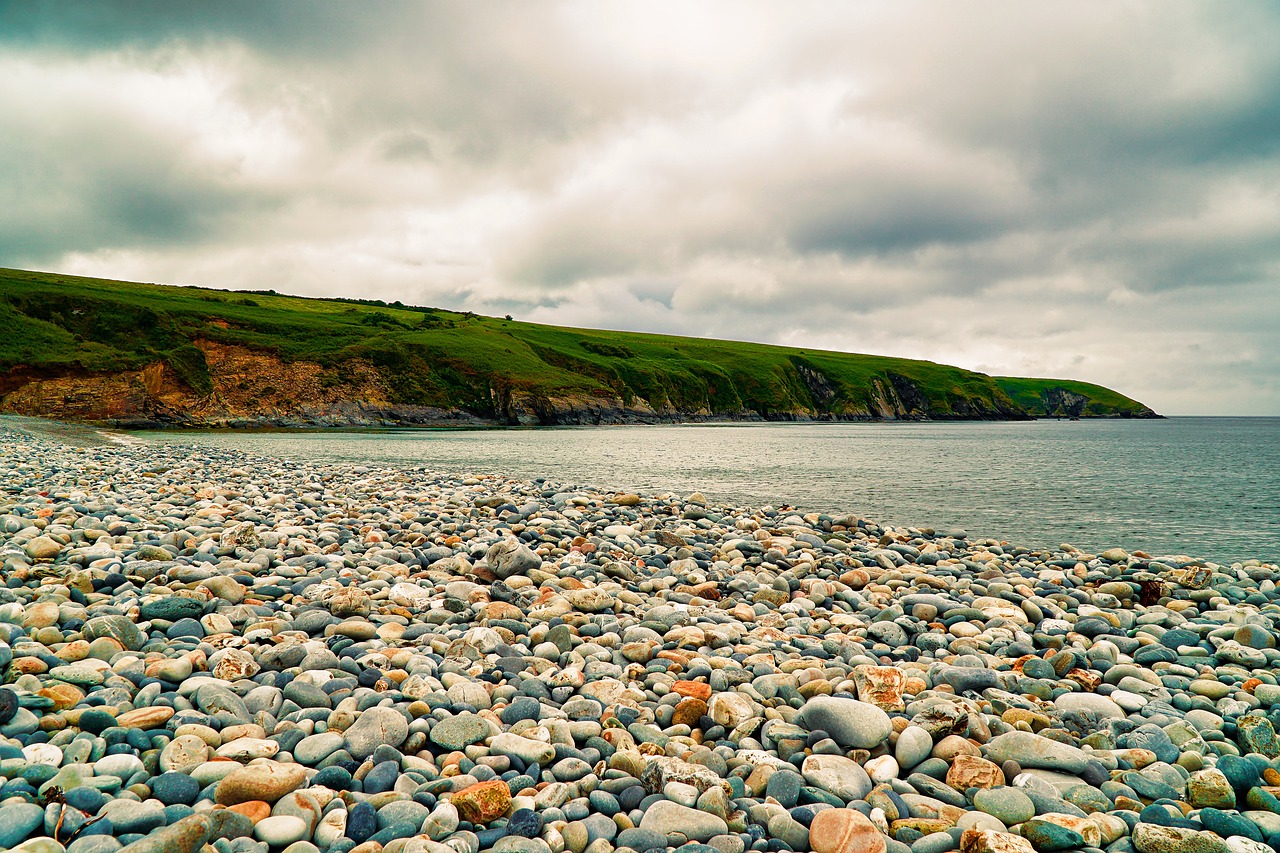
2,2 -> 1278,414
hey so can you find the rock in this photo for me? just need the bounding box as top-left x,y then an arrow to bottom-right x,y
801,754 -> 873,801
808,808 -> 886,853
215,761 -> 307,805
0,802 -> 46,848
896,725 -> 933,770
959,830 -> 1035,853
430,714 -> 491,750
0,687 -> 18,724
638,801 -> 728,842
7,405 -> 1280,853
116,706 -> 175,729
852,665 -> 907,712
1131,823 -> 1230,853
139,597 -> 204,621
1187,768 -> 1236,809
423,801 -> 460,840
490,732 -> 557,765
326,586 -> 371,618
641,755 -> 734,797
562,588 -> 613,613
116,814 -> 212,853
344,706 -> 408,760
973,787 -> 1035,825
707,692 -> 755,728
212,648 -> 261,681
254,816 -> 309,847
82,616 -> 144,650
314,809 -> 346,848
486,539 -> 543,578
983,731 -> 1091,774
795,696 -> 892,749
24,535 -> 62,560
1053,693 -> 1125,720
451,780 -> 512,824
947,755 -> 1005,790
294,732 -> 345,765
152,771 -> 201,806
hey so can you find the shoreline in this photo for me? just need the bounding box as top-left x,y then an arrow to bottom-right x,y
15,409 -> 1162,432
6,413 -> 1267,567
1,423 -> 1278,853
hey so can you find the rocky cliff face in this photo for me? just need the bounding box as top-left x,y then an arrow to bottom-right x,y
1039,387 -> 1090,417
1,340 -> 1024,427
1035,386 -> 1160,418
0,341 -> 473,427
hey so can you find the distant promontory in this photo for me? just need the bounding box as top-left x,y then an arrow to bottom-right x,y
0,268 -> 1159,428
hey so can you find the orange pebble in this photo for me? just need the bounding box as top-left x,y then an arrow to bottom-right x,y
228,800 -> 271,823
671,680 -> 712,701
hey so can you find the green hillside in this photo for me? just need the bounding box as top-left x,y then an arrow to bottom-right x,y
0,267 -> 1156,425
995,376 -> 1158,418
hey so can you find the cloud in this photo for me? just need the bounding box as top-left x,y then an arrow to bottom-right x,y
1,1 -> 1278,413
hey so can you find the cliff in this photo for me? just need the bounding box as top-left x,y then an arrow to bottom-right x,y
0,267 -> 1156,427
994,376 -> 1161,419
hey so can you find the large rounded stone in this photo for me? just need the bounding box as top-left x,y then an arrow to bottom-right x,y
23,535 -> 62,561
795,696 -> 892,749
451,780 -> 512,825
809,808 -> 885,853
215,761 -> 307,805
116,814 -> 212,853
801,754 -> 872,802
486,539 -> 543,579
982,731 -> 1091,774
344,706 -> 408,760
638,800 -> 727,842
82,615 -> 145,651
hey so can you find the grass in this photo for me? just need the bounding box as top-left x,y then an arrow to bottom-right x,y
0,267 -> 1155,420
994,376 -> 1156,417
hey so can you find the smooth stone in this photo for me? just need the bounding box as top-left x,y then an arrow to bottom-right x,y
973,787 -> 1035,825
255,816 -> 309,846
1053,693 -> 1125,720
983,732 -> 1091,774
895,726 -> 934,771
115,814 -> 213,853
0,802 -> 47,848
215,761 -> 307,805
808,808 -> 886,853
801,754 -> 873,802
638,801 -> 728,842
430,714 -> 491,751
795,697 -> 892,749
344,707 -> 409,760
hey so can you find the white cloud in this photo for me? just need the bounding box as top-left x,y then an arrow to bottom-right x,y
2,1 -> 1278,414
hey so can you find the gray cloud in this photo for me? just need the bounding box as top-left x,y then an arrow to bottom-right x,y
1,1 -> 1277,413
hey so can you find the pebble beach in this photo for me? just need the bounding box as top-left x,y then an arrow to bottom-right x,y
3,421 -> 1280,853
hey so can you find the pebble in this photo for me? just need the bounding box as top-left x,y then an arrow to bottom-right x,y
1,422 -> 1279,853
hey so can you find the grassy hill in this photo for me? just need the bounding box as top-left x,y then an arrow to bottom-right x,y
995,376 -> 1158,418
0,267 -> 1157,426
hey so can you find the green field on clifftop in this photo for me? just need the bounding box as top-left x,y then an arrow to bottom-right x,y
993,375 -> 1156,418
0,267 -> 1156,421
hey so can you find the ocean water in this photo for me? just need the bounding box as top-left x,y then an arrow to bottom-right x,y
140,417 -> 1280,564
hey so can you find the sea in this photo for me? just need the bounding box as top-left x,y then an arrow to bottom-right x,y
139,417 -> 1280,565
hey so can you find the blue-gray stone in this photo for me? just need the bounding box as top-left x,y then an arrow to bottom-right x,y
152,771 -> 200,806
362,760 -> 400,795
0,802 -> 47,848
507,808 -> 543,838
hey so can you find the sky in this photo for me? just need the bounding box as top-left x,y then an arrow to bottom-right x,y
2,2 -> 1278,415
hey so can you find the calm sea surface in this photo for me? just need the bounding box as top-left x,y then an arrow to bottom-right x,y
140,417 -> 1280,565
